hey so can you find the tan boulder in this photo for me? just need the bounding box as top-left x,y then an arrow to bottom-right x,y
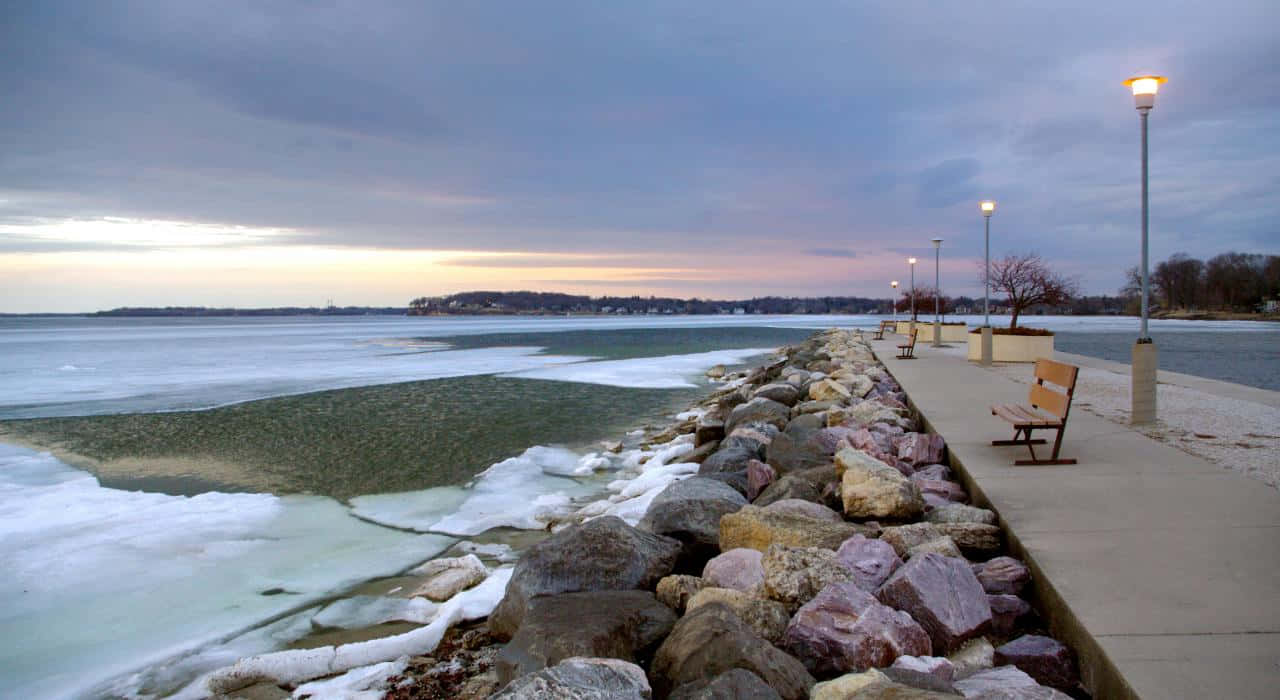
720,504 -> 877,552
809,378 -> 853,402
686,587 -> 791,644
837,448 -> 924,520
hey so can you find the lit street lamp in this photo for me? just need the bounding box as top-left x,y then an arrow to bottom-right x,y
908,257 -> 918,334
931,238 -> 943,347
1124,74 -> 1166,425
891,280 -> 899,325
980,200 -> 995,366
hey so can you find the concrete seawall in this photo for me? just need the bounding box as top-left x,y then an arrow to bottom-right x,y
872,334 -> 1280,699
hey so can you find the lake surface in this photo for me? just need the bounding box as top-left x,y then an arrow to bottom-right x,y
1,313 -> 1276,698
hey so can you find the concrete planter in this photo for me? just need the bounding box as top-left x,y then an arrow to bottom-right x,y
967,331 -> 1054,362
894,322 -> 968,341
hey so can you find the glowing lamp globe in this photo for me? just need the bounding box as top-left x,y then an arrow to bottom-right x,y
981,200 -> 995,216
1124,75 -> 1167,110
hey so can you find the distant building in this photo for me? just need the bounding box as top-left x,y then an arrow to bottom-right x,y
1264,299 -> 1278,313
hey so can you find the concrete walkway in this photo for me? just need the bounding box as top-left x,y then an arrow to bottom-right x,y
871,335 -> 1280,699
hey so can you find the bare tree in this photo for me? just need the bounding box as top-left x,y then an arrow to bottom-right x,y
985,253 -> 1079,328
895,286 -> 951,320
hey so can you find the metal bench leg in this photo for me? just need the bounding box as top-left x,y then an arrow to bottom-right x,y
1013,426 -> 1077,465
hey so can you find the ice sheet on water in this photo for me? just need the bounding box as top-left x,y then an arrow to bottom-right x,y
350,446 -> 605,536
312,596 -> 439,629
502,348 -> 777,388
0,444 -> 455,700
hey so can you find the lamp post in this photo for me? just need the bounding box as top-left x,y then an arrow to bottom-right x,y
908,257 -> 918,334
980,200 -> 995,366
891,281 -> 899,325
931,238 -> 943,347
1124,74 -> 1166,425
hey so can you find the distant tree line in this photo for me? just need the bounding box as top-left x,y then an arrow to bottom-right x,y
1122,251 -> 1280,312
407,291 -> 888,316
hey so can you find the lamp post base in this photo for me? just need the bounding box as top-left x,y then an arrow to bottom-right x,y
980,326 -> 993,366
932,323 -> 942,347
1131,341 -> 1158,425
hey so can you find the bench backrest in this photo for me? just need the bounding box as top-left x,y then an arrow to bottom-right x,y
1028,358 -> 1079,419
906,328 -> 917,344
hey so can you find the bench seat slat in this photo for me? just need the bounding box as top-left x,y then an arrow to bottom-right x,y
991,404 -> 1059,427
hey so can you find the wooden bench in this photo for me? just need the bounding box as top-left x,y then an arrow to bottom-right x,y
991,358 -> 1079,465
896,328 -> 918,359
873,320 -> 895,340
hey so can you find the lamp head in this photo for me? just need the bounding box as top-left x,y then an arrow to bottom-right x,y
980,200 -> 995,217
1124,75 -> 1167,110
908,257 -> 917,265
931,237 -> 943,248
891,280 -> 898,288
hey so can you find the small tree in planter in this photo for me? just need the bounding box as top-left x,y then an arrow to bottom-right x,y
895,286 -> 950,321
987,253 -> 1079,331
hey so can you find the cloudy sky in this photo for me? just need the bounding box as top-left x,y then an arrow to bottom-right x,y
2,1 -> 1277,312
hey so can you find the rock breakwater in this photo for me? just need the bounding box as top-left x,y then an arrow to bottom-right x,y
192,329 -> 1087,699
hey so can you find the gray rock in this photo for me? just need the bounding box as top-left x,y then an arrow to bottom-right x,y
907,536 -> 965,561
650,603 -> 815,700
993,635 -> 1077,690
890,655 -> 956,682
699,445 -> 758,474
876,553 -> 993,654
926,504 -> 997,525
810,670 -> 956,699
669,669 -> 782,700
746,460 -> 777,500
686,587 -> 791,644
638,477 -> 747,550
765,415 -> 832,474
915,478 -> 969,505
495,590 -> 677,683
702,548 -> 765,593
695,418 -> 725,447
783,581 -> 932,675
762,545 -> 856,612
883,523 -> 1001,558
912,464 -> 953,481
723,423 -> 781,455
763,498 -> 843,522
835,534 -> 903,592
753,473 -> 822,507
754,382 -> 801,406
988,594 -> 1031,637
489,517 -> 681,640
793,399 -> 839,415
972,557 -> 1031,595
880,667 -> 960,695
655,575 -> 707,613
492,657 -> 652,699
953,665 -> 1043,698
725,397 -> 792,435
701,469 -> 749,498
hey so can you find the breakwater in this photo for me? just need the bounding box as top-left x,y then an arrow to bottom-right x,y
180,329 -> 1087,699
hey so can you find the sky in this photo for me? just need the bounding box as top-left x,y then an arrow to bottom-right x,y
2,1 -> 1277,312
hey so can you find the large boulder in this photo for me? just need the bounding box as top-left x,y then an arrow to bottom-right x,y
876,553 -> 993,654
720,505 -> 876,552
764,414 -> 831,474
881,522 -> 1001,558
495,590 -> 677,683
638,477 -> 747,559
906,536 -> 965,561
809,378 -> 853,402
725,397 -> 792,435
762,545 -> 856,612
650,603 -> 815,700
492,657 -> 652,699
973,557 -> 1031,595
835,534 -> 903,592
695,417 -> 725,447
783,581 -> 932,675
655,575 -> 707,613
669,669 -> 781,699
702,548 -> 765,593
993,635 -> 1077,690
811,669 -> 956,700
753,473 -> 822,507
489,517 -> 682,640
754,382 -> 801,406
988,594 -> 1031,637
686,587 -> 791,644
947,637 -> 995,680
764,499 -> 843,522
746,460 -> 776,500
952,665 -> 1073,698
699,445 -> 758,474
895,433 -> 946,466
836,448 -> 924,520
926,504 -> 997,525
722,423 -> 780,455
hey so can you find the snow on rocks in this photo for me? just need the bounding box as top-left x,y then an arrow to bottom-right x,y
409,554 -> 489,601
